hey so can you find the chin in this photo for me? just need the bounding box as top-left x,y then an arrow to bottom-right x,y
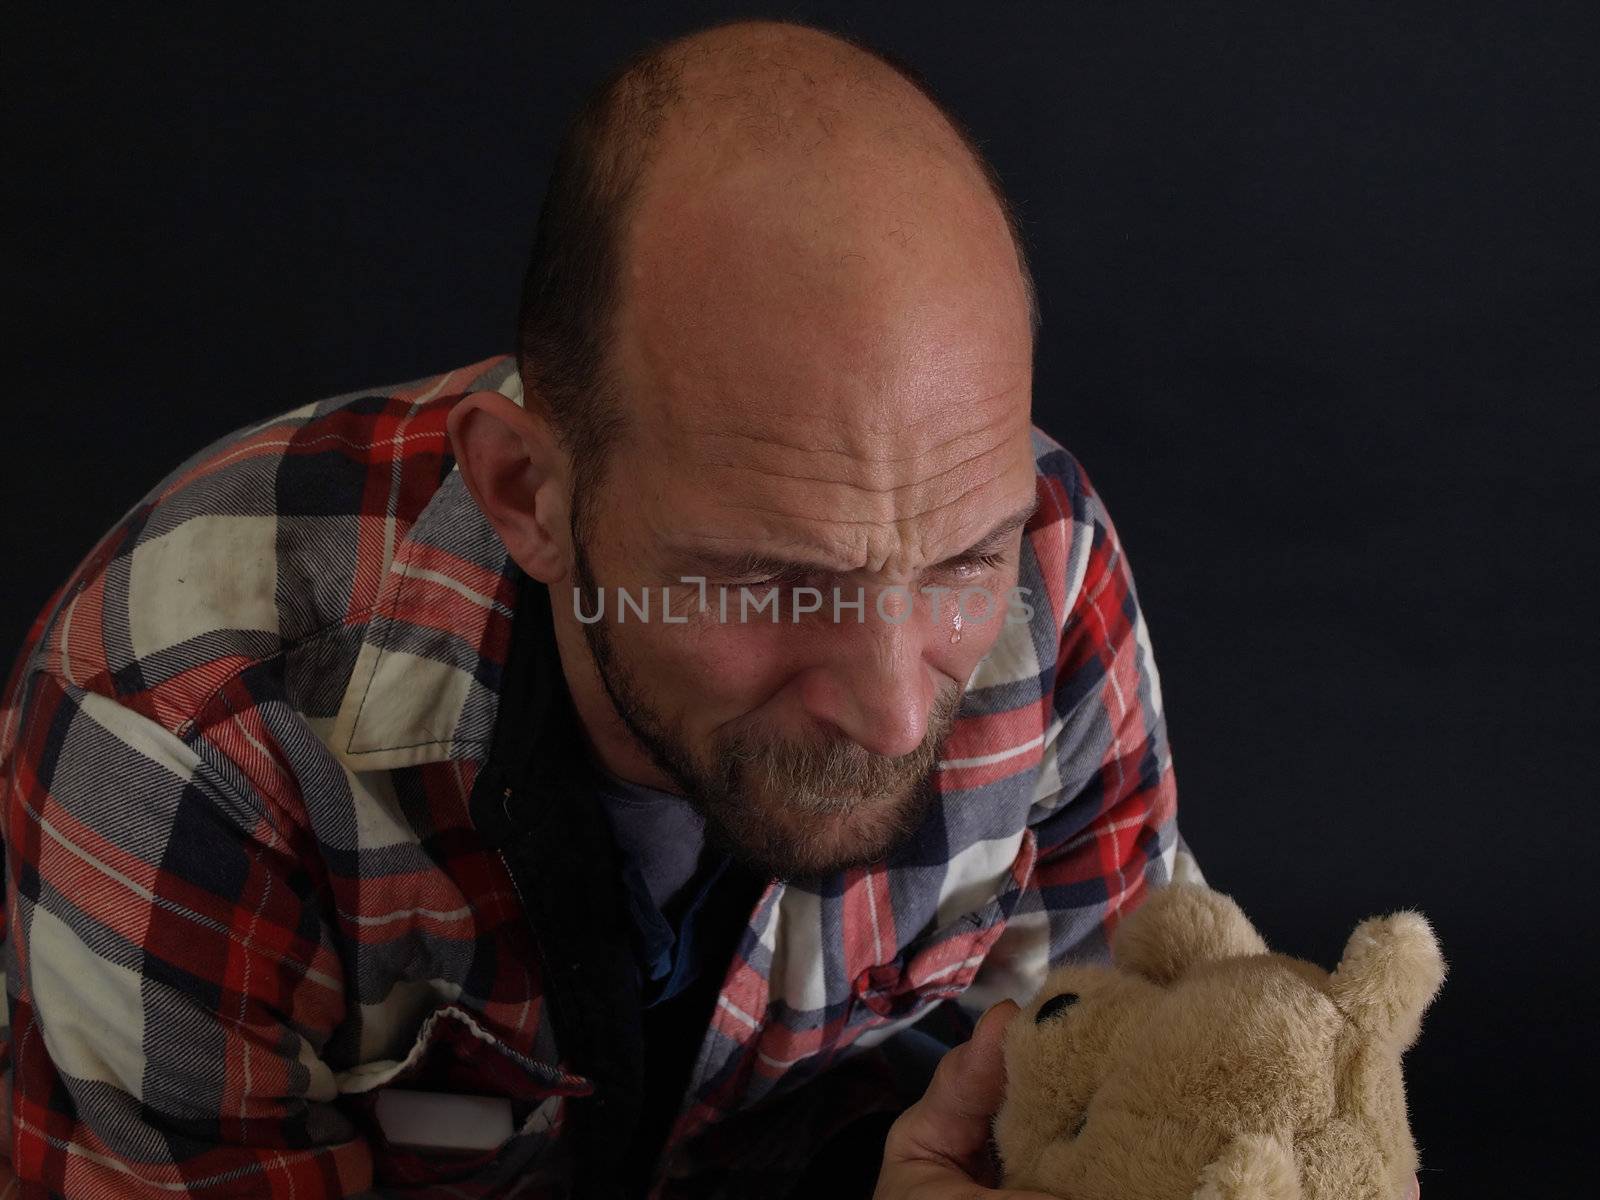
708,775 -> 937,882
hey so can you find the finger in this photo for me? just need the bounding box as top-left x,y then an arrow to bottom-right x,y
887,1000 -> 1020,1168
932,999 -> 1017,1124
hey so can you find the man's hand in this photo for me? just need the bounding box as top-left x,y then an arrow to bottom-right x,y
870,999 -> 1425,1200
872,999 -> 1057,1199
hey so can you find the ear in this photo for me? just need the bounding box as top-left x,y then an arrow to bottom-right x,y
1326,911 -> 1446,1049
1192,1131 -> 1302,1200
447,389 -> 571,583
1110,883 -> 1269,985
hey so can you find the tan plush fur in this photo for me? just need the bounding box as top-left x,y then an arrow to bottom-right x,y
993,884 -> 1444,1199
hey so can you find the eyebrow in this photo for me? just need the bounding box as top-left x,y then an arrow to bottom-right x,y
671,493 -> 1041,579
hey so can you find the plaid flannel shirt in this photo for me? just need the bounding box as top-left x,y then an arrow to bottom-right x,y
0,354 -> 1202,1198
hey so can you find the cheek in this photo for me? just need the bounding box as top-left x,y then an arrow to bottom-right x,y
927,571 -> 1020,673
619,616 -> 799,722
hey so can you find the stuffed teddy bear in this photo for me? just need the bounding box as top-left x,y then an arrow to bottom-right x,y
993,883 -> 1445,1199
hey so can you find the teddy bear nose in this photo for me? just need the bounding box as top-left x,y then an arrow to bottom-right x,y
1036,992 -> 1080,1023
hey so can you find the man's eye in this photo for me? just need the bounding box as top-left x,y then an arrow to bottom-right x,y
947,551 -> 1010,579
733,571 -> 812,591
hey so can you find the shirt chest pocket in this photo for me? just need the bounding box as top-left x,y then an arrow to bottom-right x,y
847,892 -> 1013,1030
337,1005 -> 591,1192
848,829 -> 1039,1029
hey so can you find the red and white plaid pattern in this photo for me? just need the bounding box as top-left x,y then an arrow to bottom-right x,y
0,354 -> 1200,1197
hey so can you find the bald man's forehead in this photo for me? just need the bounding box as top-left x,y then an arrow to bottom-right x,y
612,300 -> 1034,577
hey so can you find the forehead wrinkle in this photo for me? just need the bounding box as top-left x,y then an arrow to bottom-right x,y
707,467 -> 1021,531
694,426 -> 1025,536
654,401 -> 1035,572
694,462 -> 1033,573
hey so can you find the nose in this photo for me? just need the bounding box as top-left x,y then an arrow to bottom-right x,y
795,615 -> 933,759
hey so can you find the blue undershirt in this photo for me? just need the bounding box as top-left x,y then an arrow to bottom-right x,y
591,768 -> 731,1008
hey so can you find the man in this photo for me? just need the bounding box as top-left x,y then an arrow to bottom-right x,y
1,18 -> 1201,1199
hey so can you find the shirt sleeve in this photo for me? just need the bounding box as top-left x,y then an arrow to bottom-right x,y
3,669 -> 379,1197
958,461 -> 1204,1017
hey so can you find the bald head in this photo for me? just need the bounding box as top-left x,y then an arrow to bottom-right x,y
516,18 -> 1037,511
623,20 -> 1011,205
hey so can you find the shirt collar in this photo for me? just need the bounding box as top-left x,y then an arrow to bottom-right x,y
326,357 -> 525,773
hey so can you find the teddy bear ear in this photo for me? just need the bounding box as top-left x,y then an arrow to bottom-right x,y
1192,1131 -> 1302,1200
1111,883 -> 1269,985
1327,911 -> 1446,1049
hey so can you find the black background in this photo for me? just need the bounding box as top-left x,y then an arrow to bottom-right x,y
7,3 -> 1596,1194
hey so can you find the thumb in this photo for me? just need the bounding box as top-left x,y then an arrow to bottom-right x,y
892,999 -> 1020,1168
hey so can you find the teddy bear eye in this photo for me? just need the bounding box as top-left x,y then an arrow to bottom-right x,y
1035,992 -> 1079,1024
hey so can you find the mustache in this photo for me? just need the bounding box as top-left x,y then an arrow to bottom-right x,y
719,687 -> 961,813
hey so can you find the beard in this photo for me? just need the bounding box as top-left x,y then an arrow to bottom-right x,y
571,541 -> 961,884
